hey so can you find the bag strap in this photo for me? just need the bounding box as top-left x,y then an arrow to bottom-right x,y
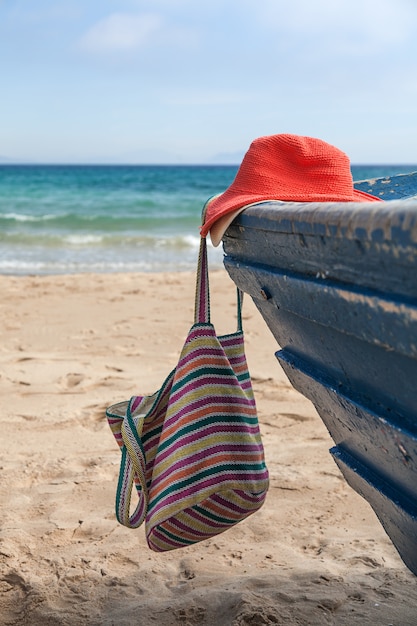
117,408 -> 148,528
194,236 -> 243,331
194,236 -> 211,323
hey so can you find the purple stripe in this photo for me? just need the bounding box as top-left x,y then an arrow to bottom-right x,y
185,506 -> 228,529
172,373 -> 234,395
148,528 -> 182,551
179,342 -> 246,360
151,444 -> 265,487
107,416 -> 123,425
220,336 -> 244,347
173,364 -> 244,383
228,489 -> 269,503
166,393 -> 255,423
163,395 -> 255,431
161,515 -> 213,537
210,491 -> 266,515
168,378 -> 252,407
130,501 -> 147,526
156,424 -> 262,463
131,396 -> 144,411
176,348 -> 247,371
150,471 -> 269,516
143,428 -> 163,447
112,434 -> 123,448
158,425 -> 263,462
187,325 -> 214,341
178,345 -> 224,365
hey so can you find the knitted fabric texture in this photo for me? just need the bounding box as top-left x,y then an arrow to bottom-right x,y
200,133 -> 381,239
106,237 -> 269,551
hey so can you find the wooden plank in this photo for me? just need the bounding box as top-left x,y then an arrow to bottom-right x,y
277,350 -> 417,503
224,260 -> 417,431
354,170 -> 417,199
223,198 -> 417,298
332,447 -> 417,577
224,258 -> 417,360
221,181 -> 417,575
276,350 -> 417,575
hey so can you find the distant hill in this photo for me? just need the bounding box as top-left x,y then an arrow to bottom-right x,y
207,151 -> 244,165
0,150 -> 246,166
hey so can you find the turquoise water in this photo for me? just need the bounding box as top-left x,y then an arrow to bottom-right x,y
0,163 -> 415,275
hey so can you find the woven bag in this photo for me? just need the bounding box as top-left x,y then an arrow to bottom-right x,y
106,237 -> 269,551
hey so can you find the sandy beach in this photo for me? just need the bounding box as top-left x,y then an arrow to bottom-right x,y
1,268 -> 416,625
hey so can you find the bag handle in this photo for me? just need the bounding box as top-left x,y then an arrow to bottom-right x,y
194,236 -> 243,331
116,406 -> 148,528
115,237 -> 244,530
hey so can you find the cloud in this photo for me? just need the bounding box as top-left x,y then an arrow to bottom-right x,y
78,12 -> 162,53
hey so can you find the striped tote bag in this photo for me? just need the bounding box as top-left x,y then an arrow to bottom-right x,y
106,236 -> 269,551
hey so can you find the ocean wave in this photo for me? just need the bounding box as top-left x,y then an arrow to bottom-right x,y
0,164 -> 230,274
0,212 -> 201,236
0,230 -> 223,275
2,212 -> 58,222
63,234 -> 105,245
0,231 -> 203,248
154,234 -> 201,249
1,162 -> 413,276
0,248 -> 224,275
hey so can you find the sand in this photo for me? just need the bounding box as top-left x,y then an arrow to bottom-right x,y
1,268 -> 416,625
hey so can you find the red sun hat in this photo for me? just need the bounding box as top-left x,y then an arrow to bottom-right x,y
201,134 -> 382,246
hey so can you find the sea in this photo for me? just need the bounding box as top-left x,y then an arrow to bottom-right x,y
0,163 -> 415,275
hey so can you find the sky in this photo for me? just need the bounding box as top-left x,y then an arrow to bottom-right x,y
1,0 -> 417,164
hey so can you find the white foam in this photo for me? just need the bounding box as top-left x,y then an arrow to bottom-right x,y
63,234 -> 104,245
2,212 -> 56,222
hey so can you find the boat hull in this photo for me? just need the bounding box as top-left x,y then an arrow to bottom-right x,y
222,188 -> 417,575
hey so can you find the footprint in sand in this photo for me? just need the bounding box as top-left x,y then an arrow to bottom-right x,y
280,412 -> 312,423
234,598 -> 280,625
62,372 -> 85,388
78,403 -> 109,431
173,606 -> 206,623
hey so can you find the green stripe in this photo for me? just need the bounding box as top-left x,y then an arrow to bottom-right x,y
193,503 -> 245,526
150,463 -> 267,509
158,414 -> 260,454
154,433 -> 263,476
125,405 -> 146,463
171,366 -> 237,392
166,385 -> 252,415
151,526 -> 195,547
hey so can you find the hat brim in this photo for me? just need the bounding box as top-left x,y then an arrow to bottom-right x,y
206,188 -> 382,247
208,203 -> 265,247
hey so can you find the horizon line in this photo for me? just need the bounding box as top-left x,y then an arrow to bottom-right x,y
1,161 -> 417,167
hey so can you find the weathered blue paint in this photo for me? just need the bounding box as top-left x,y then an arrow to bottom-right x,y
354,170 -> 417,200
222,171 -> 417,575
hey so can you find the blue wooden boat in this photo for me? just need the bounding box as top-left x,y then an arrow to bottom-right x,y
221,171 -> 417,575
